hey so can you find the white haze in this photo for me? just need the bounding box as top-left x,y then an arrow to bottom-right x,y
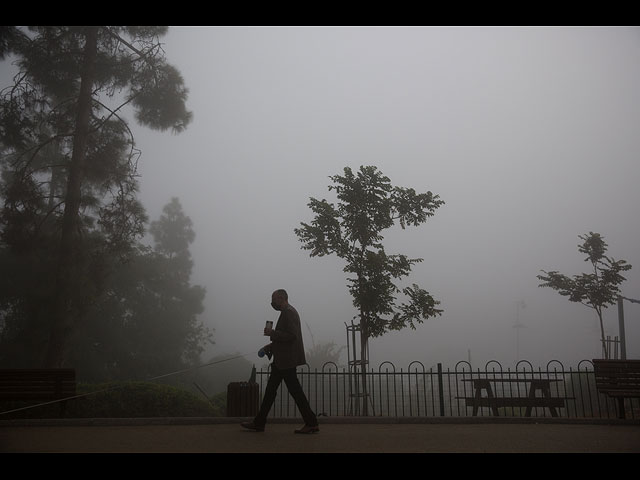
5,26 -> 640,370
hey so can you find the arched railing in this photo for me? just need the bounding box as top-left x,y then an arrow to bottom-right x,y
252,359 -> 636,419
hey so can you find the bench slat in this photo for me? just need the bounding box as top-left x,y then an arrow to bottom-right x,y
592,360 -> 640,419
0,386 -> 76,392
600,391 -> 640,398
0,369 -> 77,406
456,397 -> 568,408
0,393 -> 75,400
593,360 -> 640,391
595,383 -> 640,389
0,386 -> 76,393
0,370 -> 75,378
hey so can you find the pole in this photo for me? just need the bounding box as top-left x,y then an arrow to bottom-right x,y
360,322 -> 369,416
618,296 -> 627,360
437,363 -> 445,417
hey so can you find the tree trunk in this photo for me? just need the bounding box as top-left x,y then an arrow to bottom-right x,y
598,309 -> 609,360
44,27 -> 98,367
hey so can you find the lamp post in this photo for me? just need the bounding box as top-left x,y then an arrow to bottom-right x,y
513,300 -> 526,362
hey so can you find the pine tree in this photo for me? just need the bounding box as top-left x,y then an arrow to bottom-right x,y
67,198 -> 211,381
0,27 -> 192,366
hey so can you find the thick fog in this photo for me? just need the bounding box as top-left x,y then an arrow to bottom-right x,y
128,26 -> 640,369
6,26 -> 640,369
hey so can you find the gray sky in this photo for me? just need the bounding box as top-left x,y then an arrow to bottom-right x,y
130,26 -> 640,369
7,26 -> 640,369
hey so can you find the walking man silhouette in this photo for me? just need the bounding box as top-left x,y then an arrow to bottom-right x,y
241,289 -> 319,434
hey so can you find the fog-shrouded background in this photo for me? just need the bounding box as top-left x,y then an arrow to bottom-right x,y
6,26 -> 640,369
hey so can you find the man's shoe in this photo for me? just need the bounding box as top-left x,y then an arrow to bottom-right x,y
294,424 -> 320,434
240,421 -> 264,432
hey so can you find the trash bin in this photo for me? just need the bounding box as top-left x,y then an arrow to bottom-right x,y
226,381 -> 259,416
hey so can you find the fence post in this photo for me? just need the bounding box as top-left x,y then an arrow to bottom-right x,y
437,363 -> 445,417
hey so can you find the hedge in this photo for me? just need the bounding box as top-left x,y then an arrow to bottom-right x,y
0,381 -> 226,419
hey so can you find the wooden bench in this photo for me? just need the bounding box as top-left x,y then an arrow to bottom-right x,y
593,359 -> 640,419
0,369 -> 77,417
457,378 -> 572,417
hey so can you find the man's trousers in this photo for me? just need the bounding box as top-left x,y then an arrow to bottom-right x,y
254,364 -> 318,427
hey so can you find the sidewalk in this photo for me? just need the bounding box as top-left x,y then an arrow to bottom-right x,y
2,417 -> 639,453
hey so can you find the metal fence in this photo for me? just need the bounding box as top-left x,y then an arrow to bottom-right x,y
255,360 -> 639,419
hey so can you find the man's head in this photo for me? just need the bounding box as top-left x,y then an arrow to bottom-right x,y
271,289 -> 288,311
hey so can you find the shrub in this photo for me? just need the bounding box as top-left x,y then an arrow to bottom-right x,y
0,381 -> 225,419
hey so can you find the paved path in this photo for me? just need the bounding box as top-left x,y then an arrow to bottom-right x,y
1,417 -> 639,453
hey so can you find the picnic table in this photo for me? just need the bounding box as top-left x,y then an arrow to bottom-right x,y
457,377 -> 570,417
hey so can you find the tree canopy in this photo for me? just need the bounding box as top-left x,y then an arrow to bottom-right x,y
0,194 -> 212,380
66,198 -> 211,381
0,26 -> 192,367
537,232 -> 632,359
295,165 -> 444,339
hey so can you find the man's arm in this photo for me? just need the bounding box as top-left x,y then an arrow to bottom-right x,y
269,310 -> 297,343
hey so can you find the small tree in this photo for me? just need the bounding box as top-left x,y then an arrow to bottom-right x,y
295,165 -> 444,414
537,232 -> 632,359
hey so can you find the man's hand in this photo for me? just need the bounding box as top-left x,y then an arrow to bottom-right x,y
262,344 -> 272,360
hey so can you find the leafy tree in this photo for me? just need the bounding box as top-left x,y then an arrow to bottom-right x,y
0,26 -> 191,367
303,324 -> 346,369
146,197 -> 210,369
305,341 -> 346,370
150,197 -> 195,261
66,198 -> 212,382
537,232 -> 632,359
294,165 -> 444,413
